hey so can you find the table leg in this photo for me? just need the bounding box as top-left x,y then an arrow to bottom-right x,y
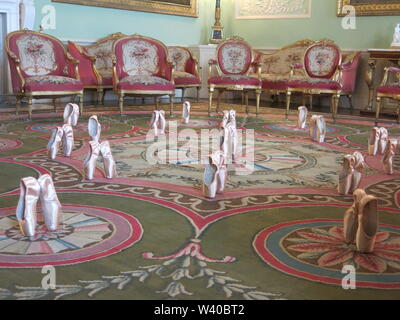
365,59 -> 376,111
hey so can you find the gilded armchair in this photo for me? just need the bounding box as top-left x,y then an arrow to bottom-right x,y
5,29 -> 84,119
208,37 -> 262,115
168,46 -> 201,101
112,34 -> 175,115
375,66 -> 400,125
286,40 -> 343,121
67,32 -> 126,104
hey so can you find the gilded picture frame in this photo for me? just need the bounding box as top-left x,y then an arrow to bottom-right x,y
337,0 -> 400,17
51,0 -> 198,18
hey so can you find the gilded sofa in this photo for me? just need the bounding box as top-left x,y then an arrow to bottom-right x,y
254,40 -> 361,111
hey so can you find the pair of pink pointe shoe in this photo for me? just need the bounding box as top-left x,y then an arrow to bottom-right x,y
47,104 -> 80,159
182,101 -> 191,124
309,115 -> 326,143
85,115 -> 117,180
150,110 -> 166,136
368,127 -> 388,156
297,106 -> 307,129
343,189 -> 378,253
202,151 -> 227,199
338,151 -> 365,195
16,174 -> 61,238
382,139 -> 398,175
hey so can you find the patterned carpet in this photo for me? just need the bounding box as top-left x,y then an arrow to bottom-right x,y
0,102 -> 400,300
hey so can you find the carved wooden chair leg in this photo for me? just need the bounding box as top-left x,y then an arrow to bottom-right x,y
196,87 -> 200,102
170,94 -> 174,116
119,93 -> 124,115
181,88 -> 186,102
208,88 -> 214,116
245,91 -> 249,114
27,97 -> 33,120
78,94 -> 83,115
285,91 -> 291,120
255,89 -> 261,116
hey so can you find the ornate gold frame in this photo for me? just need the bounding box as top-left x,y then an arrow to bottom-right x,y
337,0 -> 400,16
52,0 -> 198,18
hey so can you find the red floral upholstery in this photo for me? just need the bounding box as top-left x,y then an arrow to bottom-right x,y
168,46 -> 201,100
304,43 -> 341,79
5,30 -> 83,118
286,40 -> 343,121
208,37 -> 261,115
341,52 -> 361,94
113,35 -> 175,114
377,85 -> 400,94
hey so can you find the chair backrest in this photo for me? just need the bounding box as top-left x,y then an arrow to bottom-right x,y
84,32 -> 126,75
168,46 -> 193,73
6,30 -> 67,78
216,37 -> 253,76
303,40 -> 342,79
113,34 -> 170,79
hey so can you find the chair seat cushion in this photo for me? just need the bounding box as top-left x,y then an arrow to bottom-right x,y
261,80 -> 288,91
24,76 -> 83,92
288,78 -> 342,90
101,77 -> 113,86
208,75 -> 261,86
118,75 -> 175,91
174,71 -> 201,86
377,85 -> 400,95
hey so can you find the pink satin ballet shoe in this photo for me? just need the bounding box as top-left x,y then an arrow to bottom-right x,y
47,127 -> 63,160
100,141 -> 117,179
63,103 -> 80,126
182,101 -> 191,124
316,115 -> 326,143
228,110 -> 237,128
202,156 -> 219,199
382,139 -> 398,175
338,154 -> 355,195
85,141 -> 100,180
16,177 -> 40,237
158,110 -> 166,135
343,189 -> 366,244
150,111 -> 159,136
368,127 -> 380,156
88,115 -> 101,142
309,115 -> 317,141
222,122 -> 238,163
352,151 -> 365,192
356,194 -> 378,253
297,106 -> 307,129
212,151 -> 227,194
62,124 -> 74,157
220,110 -> 230,128
37,174 -> 61,232
378,127 -> 389,155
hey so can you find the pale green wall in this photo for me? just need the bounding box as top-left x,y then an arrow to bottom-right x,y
33,0 -> 400,49
33,0 -> 222,45
223,1 -> 400,49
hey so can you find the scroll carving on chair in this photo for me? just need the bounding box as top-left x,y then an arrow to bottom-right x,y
5,29 -> 84,119
112,34 -> 175,115
286,40 -> 343,121
168,46 -> 201,101
208,37 -> 262,115
67,32 -> 126,104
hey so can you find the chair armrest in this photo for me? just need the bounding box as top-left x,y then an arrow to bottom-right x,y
5,49 -> 25,92
379,67 -> 400,87
250,61 -> 262,80
112,54 -> 119,92
163,60 -> 175,84
208,59 -> 218,79
387,67 -> 400,73
65,52 -> 80,80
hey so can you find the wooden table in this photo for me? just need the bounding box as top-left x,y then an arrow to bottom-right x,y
366,49 -> 400,110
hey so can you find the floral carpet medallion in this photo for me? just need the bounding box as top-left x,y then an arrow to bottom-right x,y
0,205 -> 142,268
254,219 -> 400,289
108,133 -> 343,190
264,123 -> 338,134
